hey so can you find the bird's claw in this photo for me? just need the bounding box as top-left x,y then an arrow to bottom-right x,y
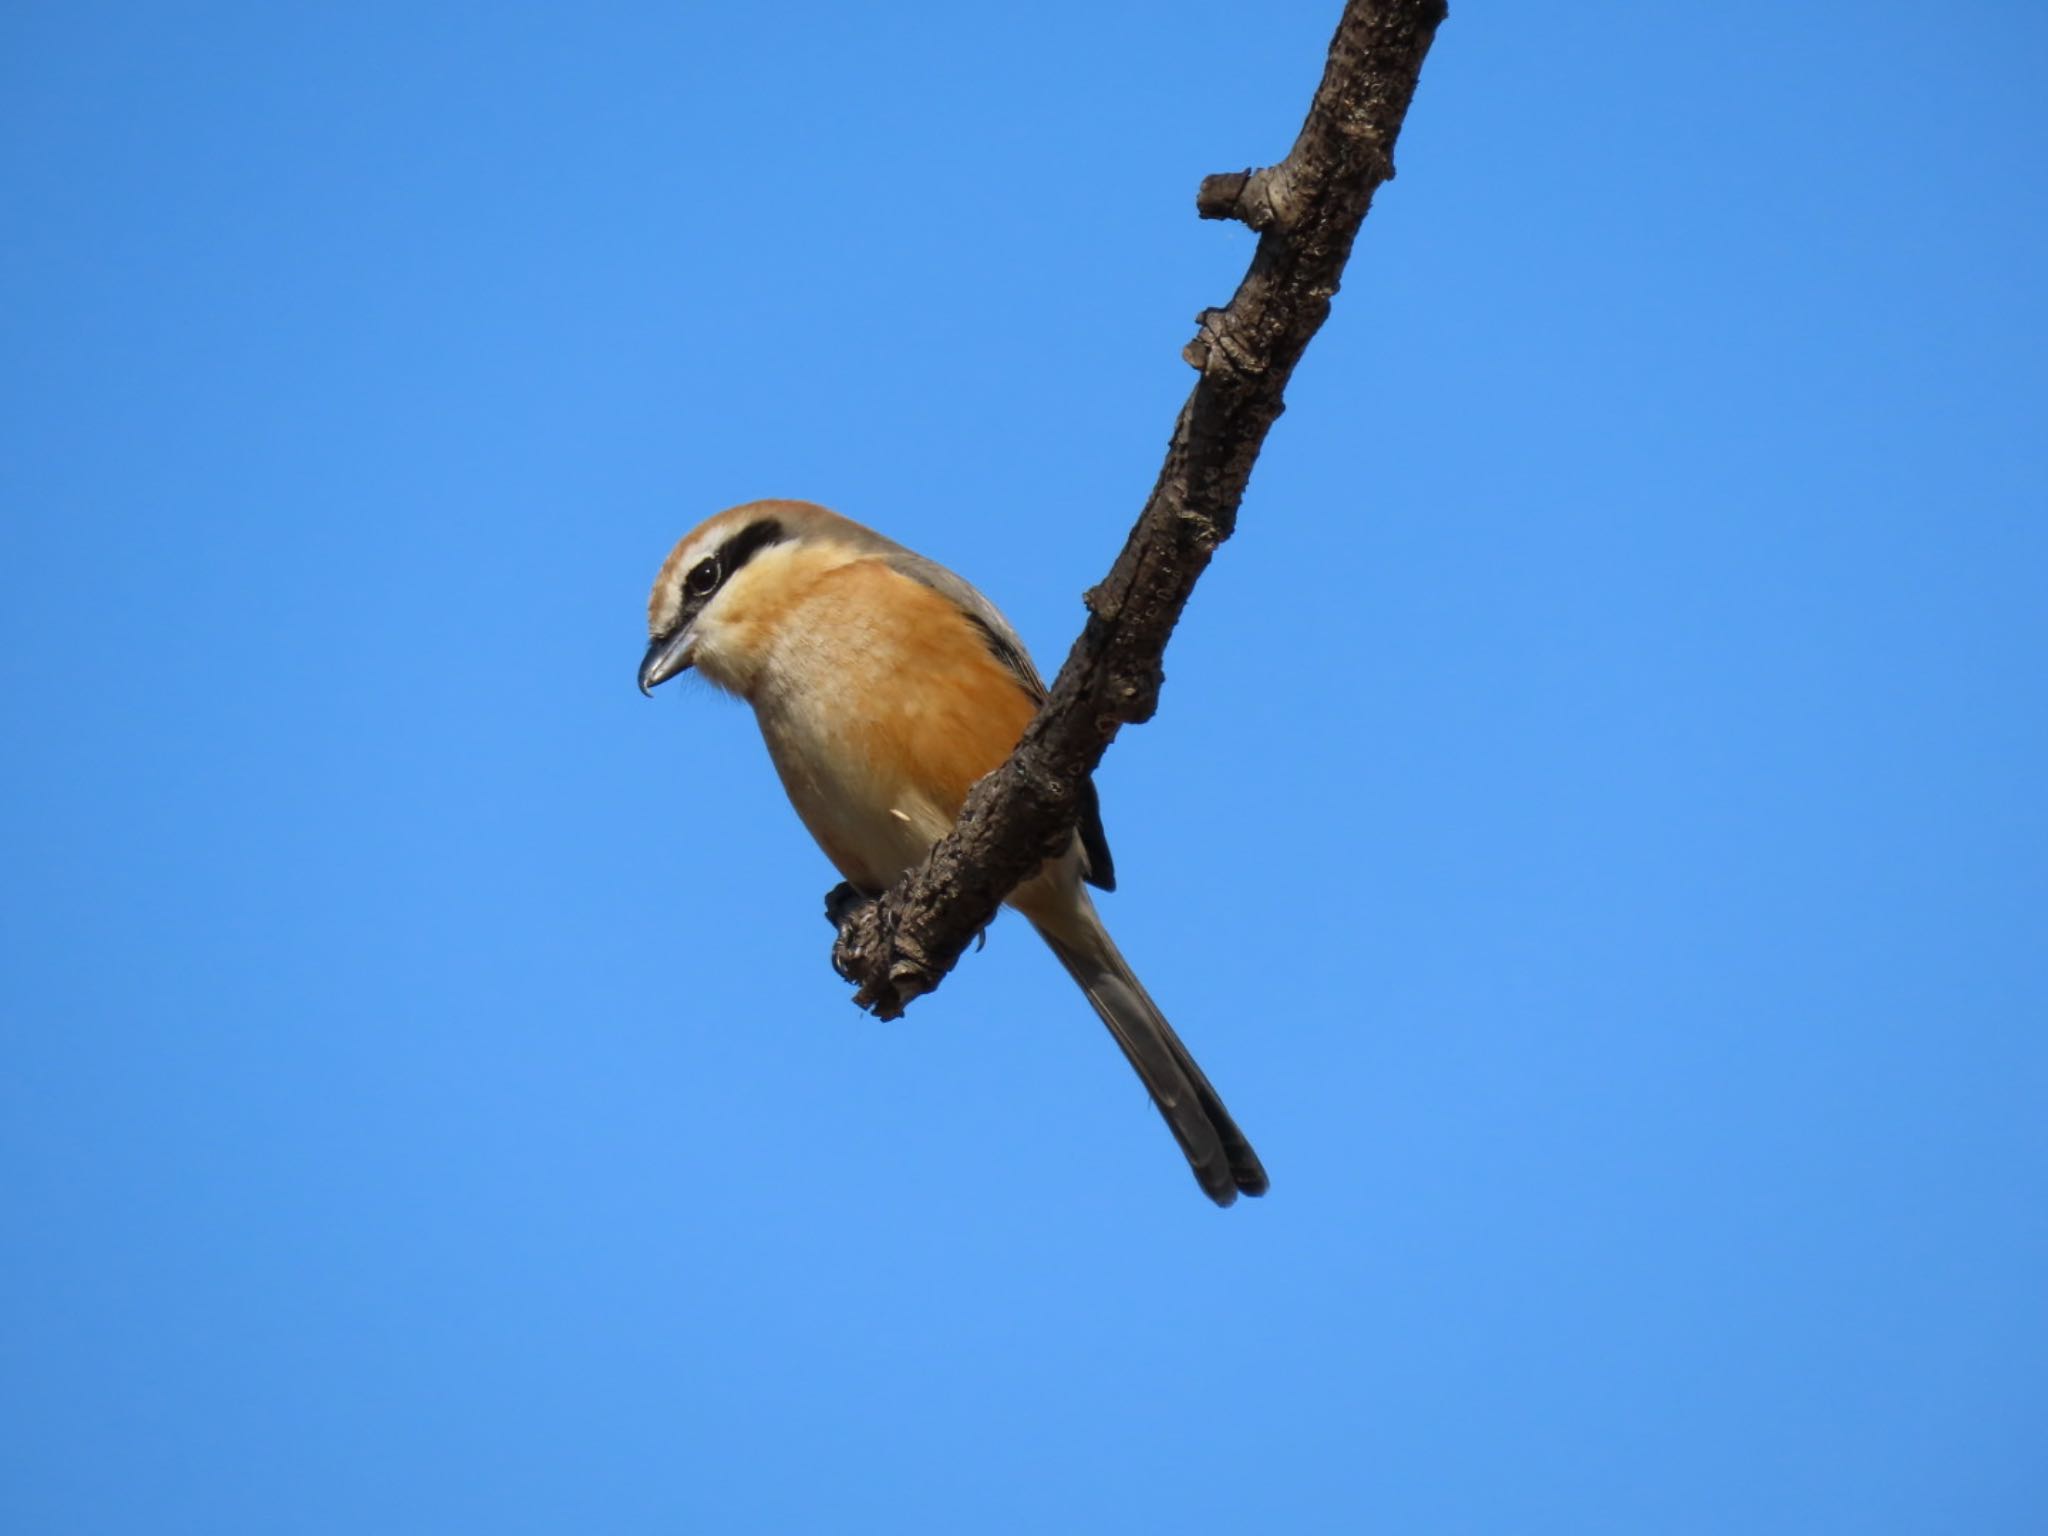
823,881 -> 875,930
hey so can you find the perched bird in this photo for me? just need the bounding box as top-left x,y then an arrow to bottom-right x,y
639,500 -> 1267,1205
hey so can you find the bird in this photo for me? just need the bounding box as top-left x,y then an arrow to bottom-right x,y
638,499 -> 1267,1205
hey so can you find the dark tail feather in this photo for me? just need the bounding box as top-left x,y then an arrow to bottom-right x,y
1031,911 -> 1268,1206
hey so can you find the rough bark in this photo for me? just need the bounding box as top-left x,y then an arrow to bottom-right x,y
830,0 -> 1447,1018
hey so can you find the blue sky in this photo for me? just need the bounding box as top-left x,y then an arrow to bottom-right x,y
4,1 -> 2045,1530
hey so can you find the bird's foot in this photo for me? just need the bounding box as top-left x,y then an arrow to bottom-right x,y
823,881 -> 876,932
826,882 -> 885,993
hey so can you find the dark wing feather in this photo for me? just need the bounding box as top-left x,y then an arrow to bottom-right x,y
1075,777 -> 1116,892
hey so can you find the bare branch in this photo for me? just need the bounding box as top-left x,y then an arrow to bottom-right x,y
831,0 -> 1447,1018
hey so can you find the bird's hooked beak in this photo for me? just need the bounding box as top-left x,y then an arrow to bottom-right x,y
638,627 -> 695,696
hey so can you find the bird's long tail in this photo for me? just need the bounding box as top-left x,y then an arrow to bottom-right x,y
1027,896 -> 1268,1206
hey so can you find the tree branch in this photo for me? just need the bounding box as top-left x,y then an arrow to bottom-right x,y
830,0 -> 1447,1018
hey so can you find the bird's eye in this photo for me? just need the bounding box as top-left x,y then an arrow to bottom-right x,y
687,557 -> 720,596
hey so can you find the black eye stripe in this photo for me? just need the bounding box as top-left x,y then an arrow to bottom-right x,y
714,517 -> 786,579
659,517 -> 790,641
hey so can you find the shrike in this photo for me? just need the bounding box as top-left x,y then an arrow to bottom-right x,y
640,500 -> 1266,1204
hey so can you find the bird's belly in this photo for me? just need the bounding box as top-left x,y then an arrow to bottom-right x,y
753,688 -> 954,892
745,565 -> 1039,893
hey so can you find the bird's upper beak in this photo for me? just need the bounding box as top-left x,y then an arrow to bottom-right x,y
638,628 -> 694,696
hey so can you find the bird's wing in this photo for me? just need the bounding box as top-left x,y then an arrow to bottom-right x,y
880,548 -> 1047,701
875,545 -> 1116,893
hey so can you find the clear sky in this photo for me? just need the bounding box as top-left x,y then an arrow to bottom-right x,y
4,2 -> 2045,1531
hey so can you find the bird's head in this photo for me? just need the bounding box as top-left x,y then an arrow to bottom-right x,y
639,499 -> 868,699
